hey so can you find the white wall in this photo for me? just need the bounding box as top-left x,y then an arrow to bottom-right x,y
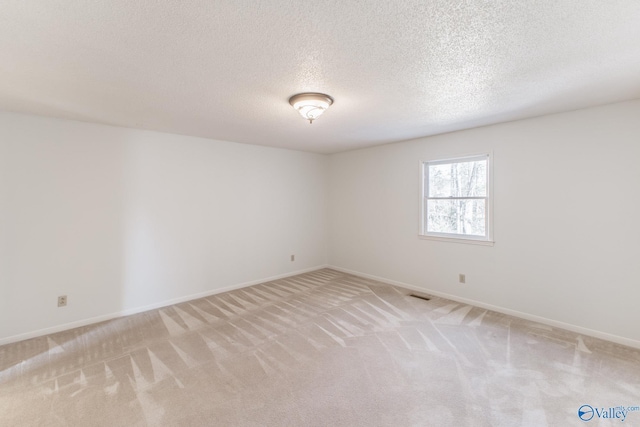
0,113 -> 328,343
328,100 -> 640,346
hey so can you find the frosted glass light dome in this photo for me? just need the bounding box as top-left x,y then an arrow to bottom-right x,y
289,93 -> 334,124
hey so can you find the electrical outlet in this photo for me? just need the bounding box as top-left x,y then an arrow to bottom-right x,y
459,274 -> 466,284
291,254 -> 295,262
58,295 -> 67,307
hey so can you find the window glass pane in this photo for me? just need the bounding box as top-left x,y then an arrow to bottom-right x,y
428,159 -> 487,198
426,199 -> 486,236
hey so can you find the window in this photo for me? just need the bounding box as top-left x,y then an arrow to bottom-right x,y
420,154 -> 492,243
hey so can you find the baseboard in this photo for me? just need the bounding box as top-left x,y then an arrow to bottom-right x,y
0,264 -> 330,346
329,265 -> 640,350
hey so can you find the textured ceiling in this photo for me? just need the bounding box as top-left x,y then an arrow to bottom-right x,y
1,1 -> 639,154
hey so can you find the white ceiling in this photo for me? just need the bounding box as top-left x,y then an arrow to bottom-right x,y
1,1 -> 639,154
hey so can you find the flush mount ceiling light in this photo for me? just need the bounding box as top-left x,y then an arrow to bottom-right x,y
289,92 -> 334,124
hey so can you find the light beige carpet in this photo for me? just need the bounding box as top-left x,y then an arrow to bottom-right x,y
1,269 -> 639,426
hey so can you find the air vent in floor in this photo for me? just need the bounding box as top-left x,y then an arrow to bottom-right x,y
409,294 -> 431,301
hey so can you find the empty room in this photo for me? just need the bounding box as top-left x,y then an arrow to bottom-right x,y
1,1 -> 640,426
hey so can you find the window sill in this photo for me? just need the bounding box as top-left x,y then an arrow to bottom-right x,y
418,234 -> 495,246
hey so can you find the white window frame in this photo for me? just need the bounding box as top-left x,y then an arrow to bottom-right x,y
419,153 -> 494,245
